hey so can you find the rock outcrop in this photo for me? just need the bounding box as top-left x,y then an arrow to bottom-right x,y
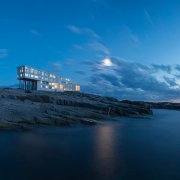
0,88 -> 153,129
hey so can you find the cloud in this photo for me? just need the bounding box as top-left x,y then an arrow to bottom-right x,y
30,29 -> 42,36
175,64 -> 180,71
81,60 -> 95,66
129,33 -> 139,46
73,44 -> 83,50
51,62 -> 61,72
128,30 -> 140,47
151,64 -> 172,74
74,70 -> 86,75
123,26 -> 140,48
64,59 -> 75,66
66,25 -> 82,34
144,9 -> 154,26
67,25 -> 110,55
0,49 -> 8,59
163,76 -> 178,87
66,24 -> 112,57
88,41 -> 110,55
67,25 -> 101,39
81,57 -> 180,101
83,28 -> 101,39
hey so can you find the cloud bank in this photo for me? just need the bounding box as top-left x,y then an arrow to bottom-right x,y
81,57 -> 180,101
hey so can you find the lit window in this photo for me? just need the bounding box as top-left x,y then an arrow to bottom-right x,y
75,85 -> 80,91
59,84 -> 63,90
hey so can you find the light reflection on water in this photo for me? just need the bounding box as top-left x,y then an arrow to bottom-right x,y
0,110 -> 180,180
93,125 -> 120,179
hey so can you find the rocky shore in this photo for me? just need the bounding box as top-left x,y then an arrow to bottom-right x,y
0,88 -> 153,129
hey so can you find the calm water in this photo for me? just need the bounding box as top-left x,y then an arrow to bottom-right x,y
1,109 -> 180,180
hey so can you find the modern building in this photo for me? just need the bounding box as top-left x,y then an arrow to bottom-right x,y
17,65 -> 80,92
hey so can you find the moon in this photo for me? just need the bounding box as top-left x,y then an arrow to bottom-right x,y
101,58 -> 113,67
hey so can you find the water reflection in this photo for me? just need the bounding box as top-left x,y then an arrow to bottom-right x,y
1,110 -> 180,180
93,124 -> 121,178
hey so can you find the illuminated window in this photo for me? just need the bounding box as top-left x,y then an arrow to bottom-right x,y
59,84 -> 63,90
75,85 -> 80,91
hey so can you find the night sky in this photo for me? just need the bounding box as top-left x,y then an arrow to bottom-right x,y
1,0 -> 180,101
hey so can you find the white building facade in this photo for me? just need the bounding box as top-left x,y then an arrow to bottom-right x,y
17,65 -> 80,92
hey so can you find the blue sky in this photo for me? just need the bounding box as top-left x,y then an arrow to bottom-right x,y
1,0 -> 180,101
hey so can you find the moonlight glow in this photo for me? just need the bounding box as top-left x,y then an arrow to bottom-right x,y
101,58 -> 113,67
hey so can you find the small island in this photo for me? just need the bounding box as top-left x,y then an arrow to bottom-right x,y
0,88 -> 153,130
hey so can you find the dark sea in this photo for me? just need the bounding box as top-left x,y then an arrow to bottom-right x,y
0,109 -> 180,180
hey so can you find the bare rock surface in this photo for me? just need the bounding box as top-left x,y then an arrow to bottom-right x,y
0,88 -> 153,129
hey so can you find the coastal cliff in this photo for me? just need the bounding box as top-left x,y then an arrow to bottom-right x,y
0,88 -> 152,129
